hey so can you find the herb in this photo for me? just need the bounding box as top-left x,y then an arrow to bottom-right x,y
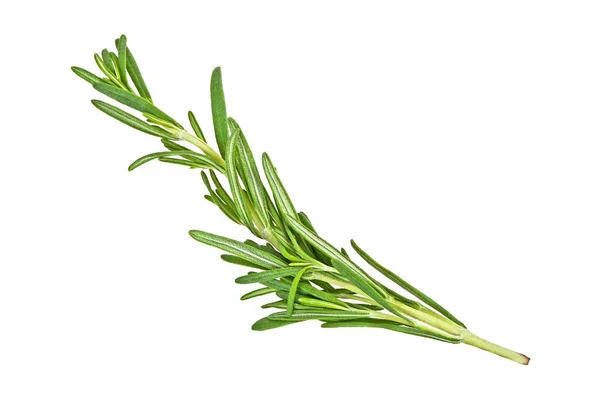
72,35 -> 530,365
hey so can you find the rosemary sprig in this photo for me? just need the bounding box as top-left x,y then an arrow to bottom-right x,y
72,35 -> 530,365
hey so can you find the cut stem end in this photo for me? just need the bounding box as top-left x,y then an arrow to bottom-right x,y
461,330 -> 530,365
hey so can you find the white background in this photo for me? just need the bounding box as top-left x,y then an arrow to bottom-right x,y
1,1 -> 599,410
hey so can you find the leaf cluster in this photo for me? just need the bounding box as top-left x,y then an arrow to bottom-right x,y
72,35 -> 466,345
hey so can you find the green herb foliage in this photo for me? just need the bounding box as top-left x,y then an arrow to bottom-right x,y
71,35 -> 530,366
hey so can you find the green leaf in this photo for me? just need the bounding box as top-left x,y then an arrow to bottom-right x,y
94,53 -> 120,85
221,254 -> 266,270
297,212 -> 316,233
294,281 -> 350,307
271,232 -> 302,262
241,287 -> 274,300
351,240 -> 466,328
161,138 -> 189,152
231,119 -> 271,228
264,194 -> 284,229
297,297 -> 348,311
262,153 -> 297,218
129,151 -> 222,172
284,216 -> 344,264
109,52 -> 120,78
265,299 -> 329,311
244,239 -> 285,260
91,100 -> 174,139
188,111 -> 206,142
234,266 -> 301,284
142,112 -> 178,129
321,319 -> 461,343
262,279 -> 306,295
261,300 -> 287,309
116,34 -> 129,89
311,279 -> 336,293
93,82 -> 180,127
158,158 -> 201,168
268,310 -> 369,322
283,225 -> 315,261
265,278 -> 349,308
345,302 -> 384,311
71,66 -> 103,85
274,290 -> 296,301
262,241 -> 281,254
287,266 -> 310,316
331,258 -> 414,326
210,67 -> 228,156
128,151 -> 176,170
124,45 -> 152,101
189,230 -> 287,269
251,316 -> 304,331
101,49 -> 115,73
225,129 -> 255,232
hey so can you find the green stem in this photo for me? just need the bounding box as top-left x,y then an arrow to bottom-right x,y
461,330 -> 530,365
387,297 -> 464,337
311,273 -> 529,364
179,130 -> 226,168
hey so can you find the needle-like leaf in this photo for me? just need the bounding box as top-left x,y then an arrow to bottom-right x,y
297,297 -> 348,311
252,316 -> 305,331
234,266 -> 301,284
225,129 -> 256,233
91,100 -> 174,139
263,153 -> 297,218
230,119 -> 271,228
189,230 -> 286,269
241,287 -> 275,301
116,34 -> 129,89
221,254 -> 267,270
94,53 -> 121,85
93,83 -> 180,127
287,266 -> 310,316
124,45 -> 152,101
210,67 -> 228,157
268,310 -> 369,322
158,158 -> 202,168
129,151 -> 222,172
244,240 -> 285,260
71,67 -> 103,85
101,49 -> 115,74
267,278 -> 349,308
188,111 -> 206,142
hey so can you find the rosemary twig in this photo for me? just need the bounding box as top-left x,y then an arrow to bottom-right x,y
71,34 -> 530,366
